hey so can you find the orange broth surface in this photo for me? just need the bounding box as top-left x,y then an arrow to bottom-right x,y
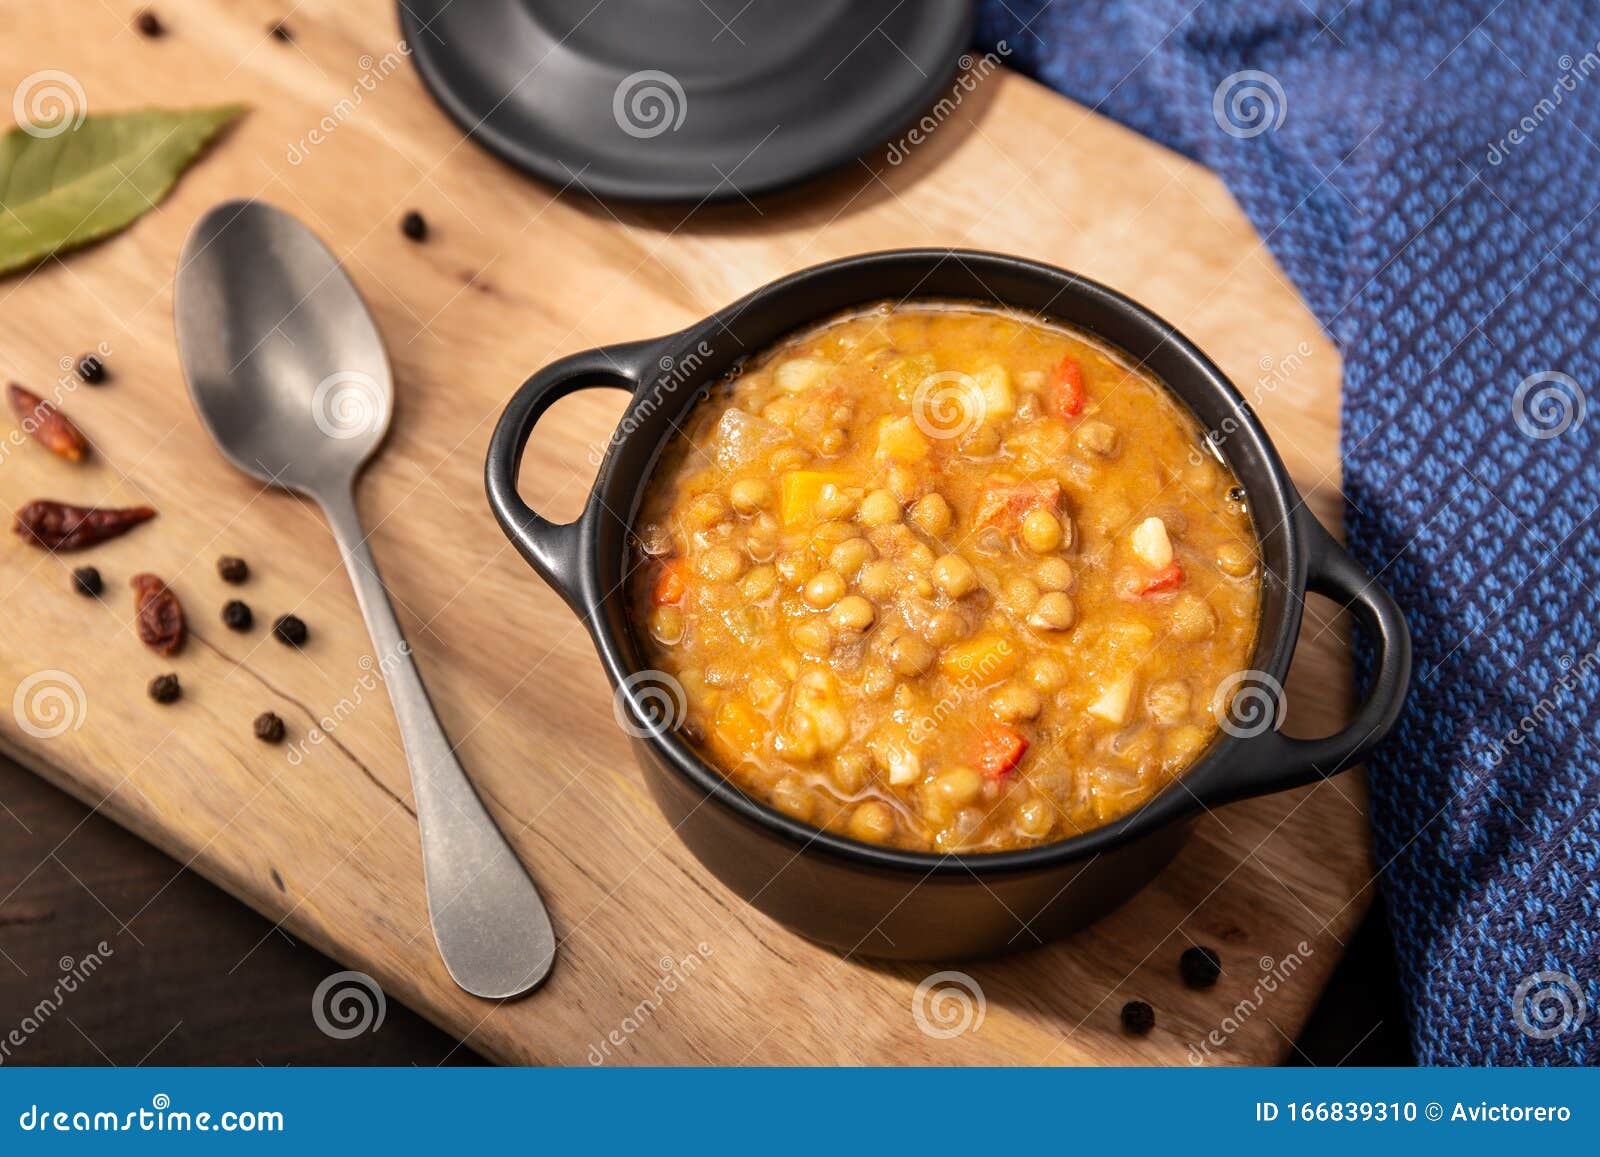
628,302 -> 1259,852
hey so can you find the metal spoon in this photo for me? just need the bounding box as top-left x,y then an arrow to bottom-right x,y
174,199 -> 555,1000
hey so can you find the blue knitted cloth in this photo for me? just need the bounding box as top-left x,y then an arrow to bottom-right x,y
977,1 -> 1599,1065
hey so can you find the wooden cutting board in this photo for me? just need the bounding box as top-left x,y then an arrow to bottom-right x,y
0,1 -> 1371,1065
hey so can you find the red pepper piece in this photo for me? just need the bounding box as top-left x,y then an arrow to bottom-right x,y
974,723 -> 1029,779
13,500 -> 155,551
973,479 -> 1061,533
130,573 -> 186,656
1047,355 -> 1085,418
1134,562 -> 1184,595
7,384 -> 89,461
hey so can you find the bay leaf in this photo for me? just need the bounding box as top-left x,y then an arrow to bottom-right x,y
0,105 -> 245,276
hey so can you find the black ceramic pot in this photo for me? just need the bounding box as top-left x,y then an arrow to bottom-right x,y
486,250 -> 1411,960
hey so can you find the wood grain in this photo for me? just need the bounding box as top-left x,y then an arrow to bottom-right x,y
0,0 -> 1369,1064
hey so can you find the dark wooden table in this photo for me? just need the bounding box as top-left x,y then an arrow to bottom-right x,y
0,754 -> 1409,1066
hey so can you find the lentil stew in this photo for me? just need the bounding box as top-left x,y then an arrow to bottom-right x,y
628,302 -> 1260,853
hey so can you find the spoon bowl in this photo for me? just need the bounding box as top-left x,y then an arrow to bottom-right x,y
175,199 -> 393,498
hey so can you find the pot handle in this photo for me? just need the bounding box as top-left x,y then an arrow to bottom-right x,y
485,340 -> 659,609
1202,511 -> 1412,806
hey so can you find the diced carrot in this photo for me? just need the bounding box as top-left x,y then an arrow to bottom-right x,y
1047,355 -> 1085,418
939,633 -> 1019,683
973,479 -> 1061,533
652,561 -> 688,605
974,723 -> 1029,779
1134,562 -> 1184,595
712,698 -> 765,759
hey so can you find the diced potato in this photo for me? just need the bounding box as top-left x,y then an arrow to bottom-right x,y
939,633 -> 1018,683
1087,674 -> 1135,725
874,416 -> 930,464
1130,516 -> 1173,569
972,364 -> 1015,420
780,470 -> 852,528
774,713 -> 820,761
867,723 -> 922,785
712,408 -> 788,472
785,669 -> 848,756
774,357 -> 833,394
887,745 -> 920,785
1089,765 -> 1145,821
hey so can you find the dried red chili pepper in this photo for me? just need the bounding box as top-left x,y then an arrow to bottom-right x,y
7,384 -> 88,462
13,500 -> 155,551
130,573 -> 186,656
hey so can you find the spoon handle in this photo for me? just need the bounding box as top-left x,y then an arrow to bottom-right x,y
319,487 -> 556,999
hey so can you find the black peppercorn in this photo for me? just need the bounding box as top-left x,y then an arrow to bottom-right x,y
217,555 -> 249,584
253,711 -> 286,744
72,566 -> 103,597
1179,945 -> 1222,989
1120,999 -> 1155,1036
76,354 -> 107,384
269,21 -> 292,41
221,599 -> 253,631
148,673 -> 180,704
1227,486 -> 1246,505
134,9 -> 164,37
272,614 -> 308,647
400,210 -> 427,241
